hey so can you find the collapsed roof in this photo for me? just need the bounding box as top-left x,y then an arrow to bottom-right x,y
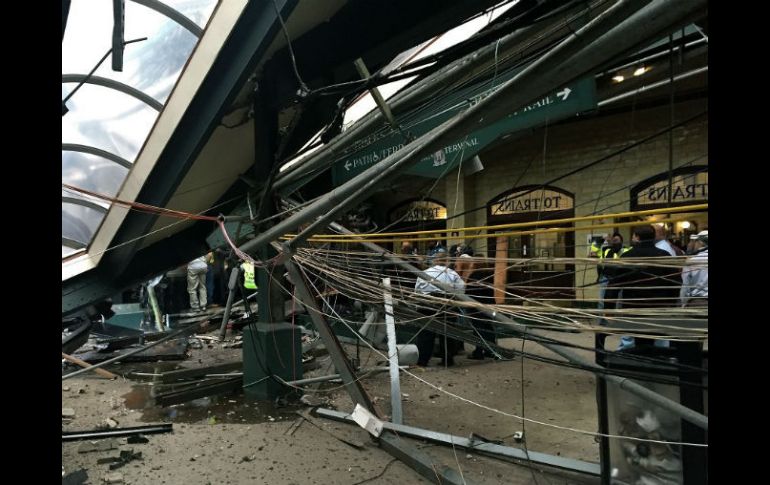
62,0 -> 707,316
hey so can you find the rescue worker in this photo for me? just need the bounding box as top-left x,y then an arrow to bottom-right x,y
240,260 -> 259,316
595,232 -> 630,351
597,232 -> 631,321
241,260 -> 258,294
187,255 -> 208,312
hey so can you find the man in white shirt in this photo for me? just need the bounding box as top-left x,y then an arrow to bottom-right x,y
414,249 -> 465,366
653,224 -> 678,256
415,252 -> 466,295
680,230 -> 708,307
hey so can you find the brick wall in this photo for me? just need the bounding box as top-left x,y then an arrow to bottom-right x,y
363,98 -> 707,301
460,98 -> 708,300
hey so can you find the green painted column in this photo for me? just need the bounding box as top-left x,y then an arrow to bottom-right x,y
241,241 -> 303,399
242,322 -> 303,399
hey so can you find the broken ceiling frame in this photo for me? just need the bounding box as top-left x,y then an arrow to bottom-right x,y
273,0 -> 614,192
236,0 -> 705,261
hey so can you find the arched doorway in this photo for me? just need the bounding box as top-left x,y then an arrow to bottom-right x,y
628,165 -> 708,251
387,199 -> 447,254
486,185 -> 575,302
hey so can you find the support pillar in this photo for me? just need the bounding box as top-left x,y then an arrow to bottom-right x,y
242,322 -> 302,399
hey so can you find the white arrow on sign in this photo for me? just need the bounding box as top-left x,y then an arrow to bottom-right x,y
344,160 -> 352,171
556,87 -> 571,101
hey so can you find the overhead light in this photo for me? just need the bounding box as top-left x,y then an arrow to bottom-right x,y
462,155 -> 484,176
633,66 -> 649,76
612,75 -> 625,83
681,221 -> 691,229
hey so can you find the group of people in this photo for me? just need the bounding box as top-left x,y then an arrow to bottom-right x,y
397,240 -> 497,367
595,224 -> 708,351
398,222 -> 708,365
185,251 -> 259,313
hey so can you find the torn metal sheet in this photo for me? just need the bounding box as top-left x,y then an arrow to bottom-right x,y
77,438 -> 119,453
350,404 -> 384,438
73,338 -> 190,363
97,449 -> 143,470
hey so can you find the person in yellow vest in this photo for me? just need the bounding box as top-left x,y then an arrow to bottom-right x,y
589,234 -> 609,258
597,232 -> 630,327
239,261 -> 258,317
241,261 -> 258,291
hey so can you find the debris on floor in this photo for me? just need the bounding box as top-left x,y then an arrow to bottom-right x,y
102,471 -> 124,483
73,338 -> 190,363
77,439 -> 119,453
61,468 -> 88,485
97,449 -> 143,470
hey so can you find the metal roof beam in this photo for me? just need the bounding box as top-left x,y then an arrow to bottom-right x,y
129,0 -> 203,38
273,0 -> 608,192
62,144 -> 133,170
62,74 -> 163,111
62,237 -> 87,250
62,196 -> 109,213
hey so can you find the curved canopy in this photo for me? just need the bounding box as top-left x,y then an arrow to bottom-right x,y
61,0 -> 217,259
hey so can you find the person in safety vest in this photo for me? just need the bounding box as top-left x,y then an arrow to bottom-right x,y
241,261 -> 258,291
589,234 -> 609,258
597,232 -> 630,327
238,261 -> 258,318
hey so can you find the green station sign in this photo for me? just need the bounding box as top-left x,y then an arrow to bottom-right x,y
332,73 -> 597,184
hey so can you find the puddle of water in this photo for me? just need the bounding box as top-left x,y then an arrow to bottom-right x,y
122,384 -> 303,424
